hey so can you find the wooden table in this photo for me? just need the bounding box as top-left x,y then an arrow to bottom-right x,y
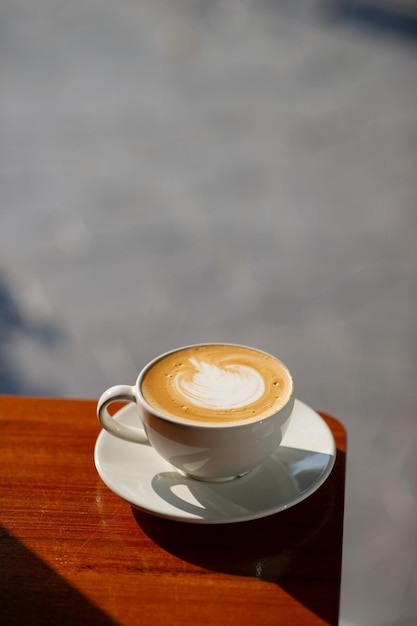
0,396 -> 346,625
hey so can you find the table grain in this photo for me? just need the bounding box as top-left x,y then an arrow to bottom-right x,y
0,396 -> 346,625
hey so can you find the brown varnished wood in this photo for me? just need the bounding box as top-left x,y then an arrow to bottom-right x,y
0,396 -> 346,625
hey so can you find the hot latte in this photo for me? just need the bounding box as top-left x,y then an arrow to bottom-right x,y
140,344 -> 293,424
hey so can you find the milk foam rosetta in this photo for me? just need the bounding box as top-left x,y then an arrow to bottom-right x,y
140,344 -> 293,424
176,357 -> 265,410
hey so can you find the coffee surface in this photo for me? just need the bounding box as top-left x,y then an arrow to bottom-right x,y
140,344 -> 293,424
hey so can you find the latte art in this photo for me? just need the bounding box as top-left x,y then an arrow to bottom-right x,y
141,344 -> 294,424
175,358 -> 265,410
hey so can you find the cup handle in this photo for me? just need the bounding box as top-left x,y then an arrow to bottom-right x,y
97,384 -> 149,444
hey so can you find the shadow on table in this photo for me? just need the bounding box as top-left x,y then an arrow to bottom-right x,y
0,526 -> 117,626
134,449 -> 346,626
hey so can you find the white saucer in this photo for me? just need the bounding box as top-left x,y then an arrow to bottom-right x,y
94,399 -> 336,524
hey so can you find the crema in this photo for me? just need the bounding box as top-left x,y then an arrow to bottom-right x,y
140,344 -> 293,424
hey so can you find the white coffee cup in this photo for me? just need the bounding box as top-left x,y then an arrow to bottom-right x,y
97,343 -> 295,482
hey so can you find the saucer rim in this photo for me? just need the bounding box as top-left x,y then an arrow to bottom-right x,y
94,399 -> 336,524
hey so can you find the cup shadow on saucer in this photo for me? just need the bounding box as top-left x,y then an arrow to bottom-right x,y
150,446 -> 333,521
132,448 -> 345,626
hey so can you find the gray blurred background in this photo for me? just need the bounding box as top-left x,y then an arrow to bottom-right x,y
1,1 -> 416,624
